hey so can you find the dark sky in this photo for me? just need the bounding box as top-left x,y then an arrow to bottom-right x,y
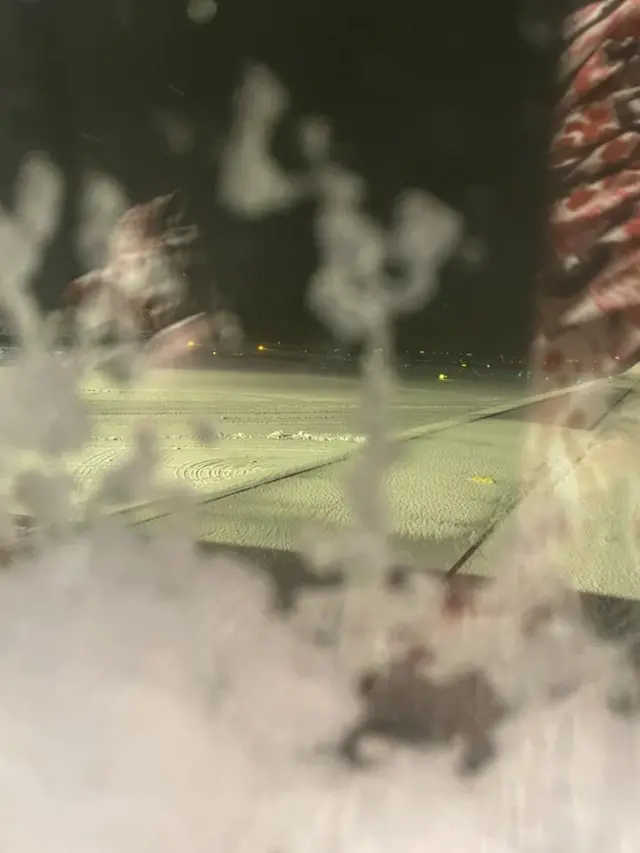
0,0 -> 562,355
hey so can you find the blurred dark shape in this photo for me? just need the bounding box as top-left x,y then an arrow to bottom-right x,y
63,193 -> 198,339
339,648 -> 509,776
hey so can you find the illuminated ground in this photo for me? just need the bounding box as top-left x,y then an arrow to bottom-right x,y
465,385 -> 640,601
77,364 -> 523,503
69,364 -> 640,598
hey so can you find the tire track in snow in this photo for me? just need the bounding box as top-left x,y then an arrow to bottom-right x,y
119,377 -> 629,530
172,456 -> 269,488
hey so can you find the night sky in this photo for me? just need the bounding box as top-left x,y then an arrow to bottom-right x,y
0,0 -> 562,356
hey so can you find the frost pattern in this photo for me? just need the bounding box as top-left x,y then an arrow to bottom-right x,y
76,171 -> 129,270
0,153 -> 62,350
217,65 -> 331,219
301,152 -> 463,654
0,67 -> 637,853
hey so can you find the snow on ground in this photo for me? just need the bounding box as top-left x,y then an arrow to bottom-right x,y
70,366 -> 530,569
6,364 -> 638,597
147,416 -> 524,568
73,366 -> 522,503
466,386 -> 640,600
115,367 -> 640,600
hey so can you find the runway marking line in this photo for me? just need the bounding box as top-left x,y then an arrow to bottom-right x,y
446,386 -> 632,578
114,376 -> 628,530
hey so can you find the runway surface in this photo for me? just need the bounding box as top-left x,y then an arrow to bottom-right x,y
62,364 -> 639,599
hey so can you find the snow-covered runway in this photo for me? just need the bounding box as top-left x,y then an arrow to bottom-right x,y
76,365 -> 522,505
71,365 -> 640,599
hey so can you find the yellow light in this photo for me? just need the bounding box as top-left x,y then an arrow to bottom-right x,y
461,363 -> 467,368
257,344 -> 266,352
187,340 -> 195,348
212,351 -> 217,356
438,373 -> 448,381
